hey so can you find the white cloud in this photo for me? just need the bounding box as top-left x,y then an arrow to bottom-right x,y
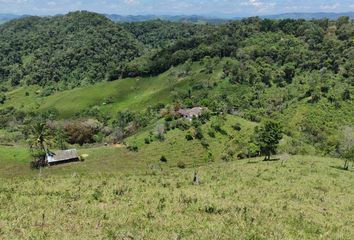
47,1 -> 56,6
320,3 -> 340,11
241,0 -> 276,12
124,0 -> 139,5
0,0 -> 28,3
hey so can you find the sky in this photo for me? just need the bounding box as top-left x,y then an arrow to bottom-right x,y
1,0 -> 354,17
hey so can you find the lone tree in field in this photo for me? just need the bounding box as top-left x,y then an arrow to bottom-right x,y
25,118 -> 51,168
338,126 -> 354,170
255,120 -> 283,161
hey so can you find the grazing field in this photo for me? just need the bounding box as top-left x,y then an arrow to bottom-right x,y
0,155 -> 353,239
0,114 -> 256,177
1,61 -> 209,118
0,116 -> 353,239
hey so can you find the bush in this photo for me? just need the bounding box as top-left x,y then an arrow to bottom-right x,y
160,155 -> 167,163
208,129 -> 216,138
177,161 -> 186,169
0,93 -> 6,104
232,123 -> 242,131
237,152 -> 247,159
176,119 -> 191,131
127,145 -> 139,152
144,137 -> 151,144
164,115 -> 173,122
227,148 -> 235,157
201,139 -> 209,149
30,150 -> 47,169
205,151 -> 214,162
194,127 -> 204,140
221,153 -> 230,162
64,121 -> 97,145
185,133 -> 193,141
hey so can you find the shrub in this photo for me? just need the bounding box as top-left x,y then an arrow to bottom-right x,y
177,161 -> 186,169
127,145 -> 139,152
164,115 -> 173,122
237,152 -> 247,159
208,129 -> 216,138
201,139 -> 209,149
192,118 -> 202,128
0,93 -> 6,104
64,121 -> 97,145
156,124 -> 165,141
232,122 -> 242,131
185,133 -> 193,141
176,118 -> 191,131
103,97 -> 114,105
194,127 -> 204,140
30,149 -> 47,169
0,86 -> 8,92
144,137 -> 151,144
160,155 -> 167,163
227,148 -> 235,157
205,151 -> 214,162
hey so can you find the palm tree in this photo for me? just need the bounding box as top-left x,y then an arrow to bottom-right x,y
26,119 -> 50,168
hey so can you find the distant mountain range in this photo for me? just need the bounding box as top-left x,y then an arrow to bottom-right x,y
262,12 -> 354,20
1,12 -> 353,24
105,14 -> 228,23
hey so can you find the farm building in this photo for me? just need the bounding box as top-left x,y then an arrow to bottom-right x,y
46,149 -> 79,165
178,107 -> 207,121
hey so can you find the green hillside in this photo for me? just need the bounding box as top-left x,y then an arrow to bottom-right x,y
1,60 -> 203,118
0,154 -> 353,239
0,11 -> 142,89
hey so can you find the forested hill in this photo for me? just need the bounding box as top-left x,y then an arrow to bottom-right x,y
0,11 -> 142,89
0,12 -> 353,93
0,12 -> 353,156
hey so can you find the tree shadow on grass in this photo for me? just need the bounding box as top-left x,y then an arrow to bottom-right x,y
330,165 -> 354,172
246,160 -> 258,164
263,158 -> 281,162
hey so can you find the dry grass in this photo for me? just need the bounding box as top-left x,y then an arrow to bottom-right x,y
0,155 -> 353,239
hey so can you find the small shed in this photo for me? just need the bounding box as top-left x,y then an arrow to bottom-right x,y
178,107 -> 207,121
46,149 -> 79,165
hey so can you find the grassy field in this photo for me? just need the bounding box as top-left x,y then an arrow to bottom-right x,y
0,155 -> 353,239
1,56 -> 353,238
0,114 -> 256,176
0,115 -> 353,239
1,60 -> 217,118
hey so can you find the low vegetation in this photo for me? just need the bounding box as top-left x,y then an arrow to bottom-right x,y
1,155 -> 353,239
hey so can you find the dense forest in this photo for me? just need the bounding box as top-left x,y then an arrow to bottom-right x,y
0,11 -> 142,90
0,11 -> 353,158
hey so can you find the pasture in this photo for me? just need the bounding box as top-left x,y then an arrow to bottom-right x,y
0,155 -> 353,239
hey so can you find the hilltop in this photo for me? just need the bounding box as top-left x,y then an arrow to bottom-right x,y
0,11 -> 142,89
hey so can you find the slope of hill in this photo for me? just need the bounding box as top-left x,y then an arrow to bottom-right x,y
0,12 -> 353,161
0,152 -> 353,239
0,13 -> 21,24
0,12 -> 353,239
0,11 -> 142,88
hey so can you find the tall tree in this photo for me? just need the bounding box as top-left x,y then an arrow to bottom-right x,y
26,117 -> 50,168
255,120 -> 283,161
338,126 -> 354,170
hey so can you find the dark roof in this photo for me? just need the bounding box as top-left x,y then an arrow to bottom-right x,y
46,149 -> 79,163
